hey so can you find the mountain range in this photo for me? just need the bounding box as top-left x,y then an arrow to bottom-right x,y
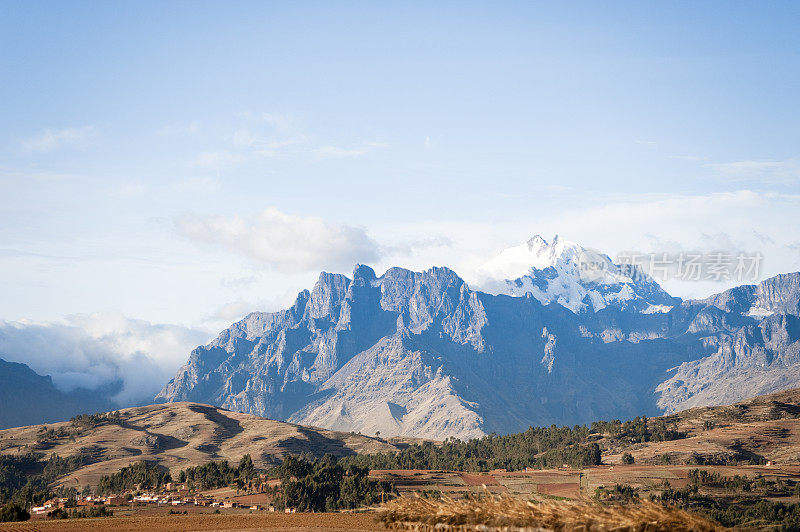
154,236 -> 800,440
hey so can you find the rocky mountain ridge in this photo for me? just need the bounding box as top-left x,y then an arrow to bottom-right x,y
156,235 -> 800,440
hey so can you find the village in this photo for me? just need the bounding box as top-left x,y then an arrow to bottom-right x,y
28,474 -> 289,518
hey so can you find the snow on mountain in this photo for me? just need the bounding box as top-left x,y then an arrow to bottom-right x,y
477,235 -> 676,313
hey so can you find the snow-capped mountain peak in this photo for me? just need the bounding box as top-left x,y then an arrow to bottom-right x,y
481,235 -> 584,278
477,235 -> 676,313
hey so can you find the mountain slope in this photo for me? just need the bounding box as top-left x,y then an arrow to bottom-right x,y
606,385 -> 800,466
0,358 -> 115,429
657,275 -> 800,413
0,402 -> 401,488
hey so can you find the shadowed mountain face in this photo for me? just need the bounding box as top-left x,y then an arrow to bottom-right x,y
157,262 -> 800,440
0,358 -> 116,429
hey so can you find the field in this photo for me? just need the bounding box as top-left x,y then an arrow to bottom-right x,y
0,511 -> 384,531
377,495 -> 723,532
3,463 -> 797,530
372,463 -> 800,501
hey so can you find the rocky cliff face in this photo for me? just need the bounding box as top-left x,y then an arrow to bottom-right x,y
158,266 -> 493,438
157,251 -> 800,439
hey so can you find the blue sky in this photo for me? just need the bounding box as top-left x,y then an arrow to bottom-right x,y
1,2 -> 799,397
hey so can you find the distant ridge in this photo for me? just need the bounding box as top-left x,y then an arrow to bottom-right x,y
0,357 -> 115,429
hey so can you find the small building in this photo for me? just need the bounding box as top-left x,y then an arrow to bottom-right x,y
76,499 -> 99,507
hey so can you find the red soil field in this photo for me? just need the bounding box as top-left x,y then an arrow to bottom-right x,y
0,512 -> 384,532
459,473 -> 500,486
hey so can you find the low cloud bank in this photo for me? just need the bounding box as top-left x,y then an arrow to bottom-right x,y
0,311 -> 211,406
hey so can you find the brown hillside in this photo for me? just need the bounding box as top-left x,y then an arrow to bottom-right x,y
602,387 -> 800,465
4,387 -> 800,489
0,402 -> 401,487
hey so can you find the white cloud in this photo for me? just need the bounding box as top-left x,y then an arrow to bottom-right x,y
208,301 -> 256,322
382,236 -> 453,257
171,176 -> 221,194
314,141 -> 388,159
0,312 -> 210,405
110,180 -> 149,198
704,159 -> 800,184
21,126 -> 97,153
157,121 -> 201,137
670,155 -> 705,162
192,150 -> 246,169
191,112 -> 307,167
175,207 -> 381,272
187,112 -> 386,167
219,274 -> 260,289
231,130 -> 306,153
238,111 -> 294,134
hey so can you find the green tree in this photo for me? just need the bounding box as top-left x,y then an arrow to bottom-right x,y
621,452 -> 635,464
238,454 -> 255,482
0,503 -> 29,522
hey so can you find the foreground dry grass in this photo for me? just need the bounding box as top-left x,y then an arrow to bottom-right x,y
377,495 -> 725,531
0,512 -> 384,532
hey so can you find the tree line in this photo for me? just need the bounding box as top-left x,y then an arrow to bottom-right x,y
178,454 -> 256,491
341,414 -> 688,472
268,455 -> 394,512
0,452 -> 84,522
96,461 -> 172,495
341,428 -> 602,472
